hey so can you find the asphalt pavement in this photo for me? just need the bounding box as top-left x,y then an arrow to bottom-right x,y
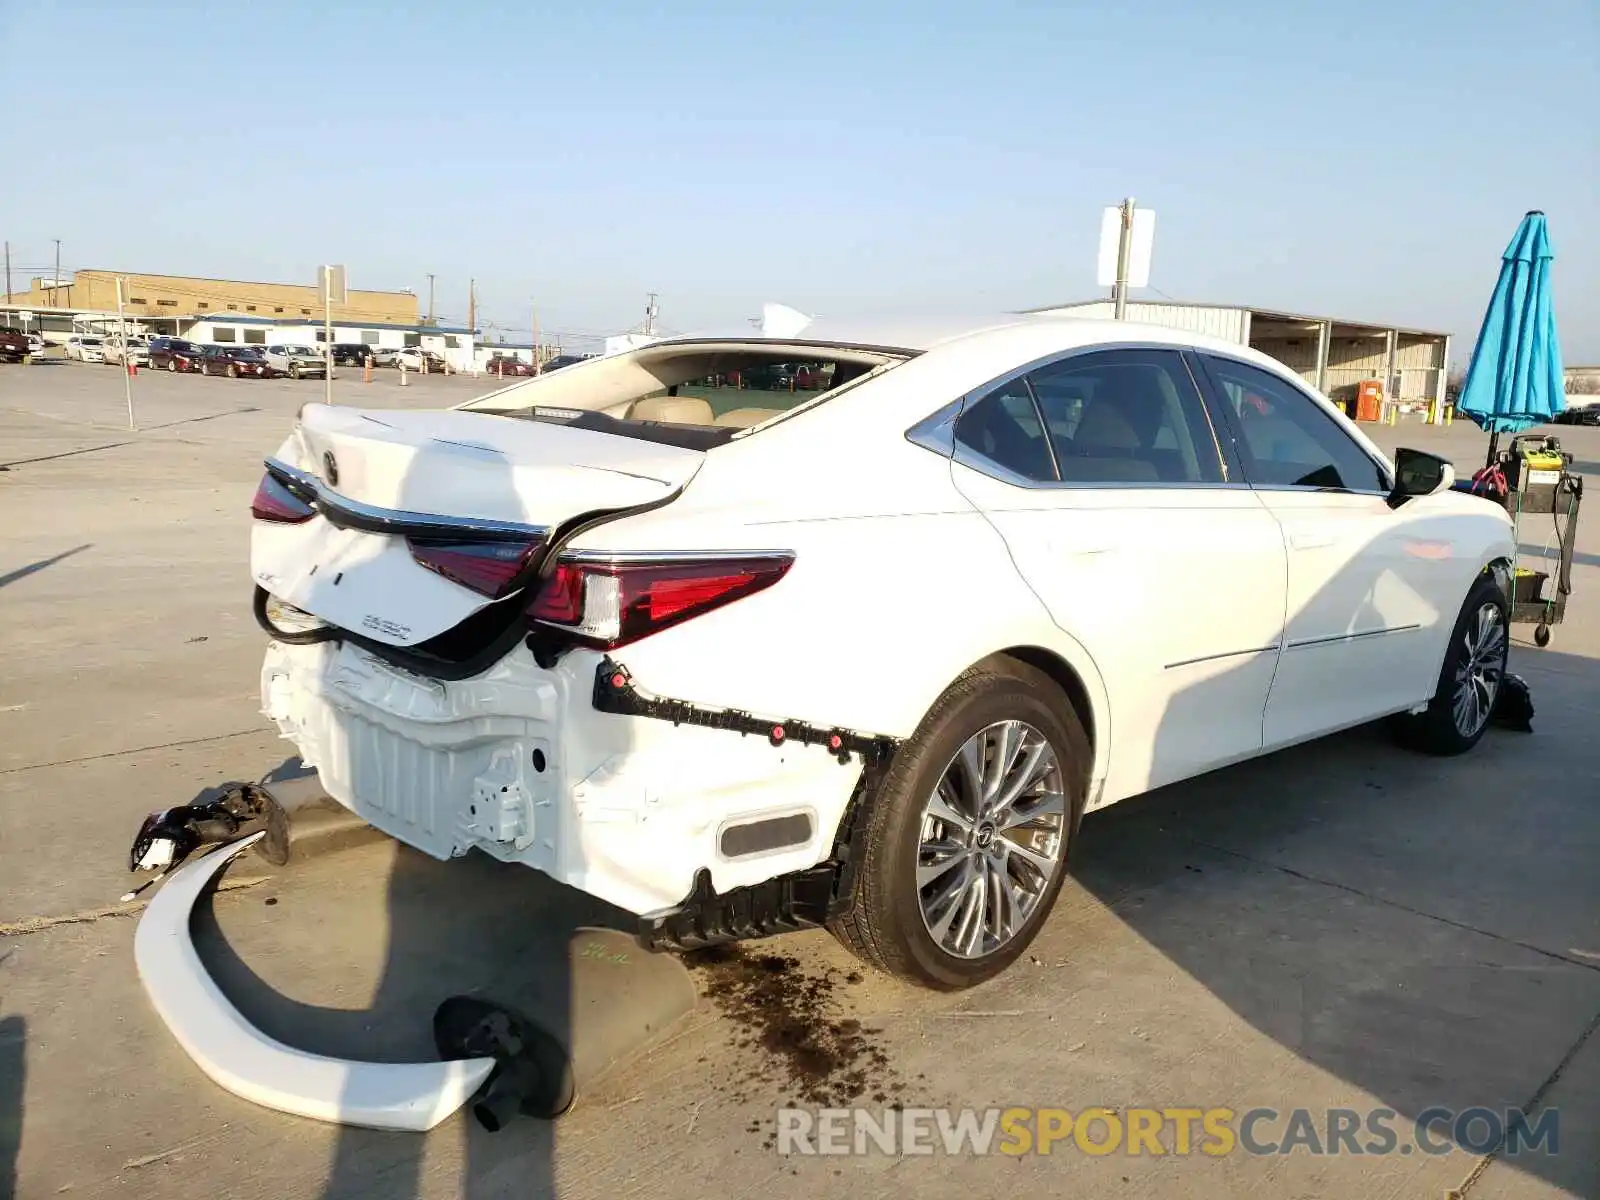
1,362 -> 1596,1199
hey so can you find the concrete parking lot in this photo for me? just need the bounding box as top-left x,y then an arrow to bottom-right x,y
2,360 -> 1597,1200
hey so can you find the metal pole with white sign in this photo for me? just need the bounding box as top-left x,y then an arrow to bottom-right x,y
318,265 -> 347,404
1096,199 -> 1156,319
116,278 -> 135,429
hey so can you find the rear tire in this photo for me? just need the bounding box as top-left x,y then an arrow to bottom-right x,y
228,364 -> 239,379
827,658 -> 1089,990
167,359 -> 177,372
1393,574 -> 1508,756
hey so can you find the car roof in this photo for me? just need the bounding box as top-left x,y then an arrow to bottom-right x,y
645,313 -> 1269,359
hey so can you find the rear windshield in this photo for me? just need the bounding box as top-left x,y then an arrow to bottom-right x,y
488,347 -> 904,449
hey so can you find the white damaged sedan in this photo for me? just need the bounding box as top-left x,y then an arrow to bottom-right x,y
251,315 -> 1515,989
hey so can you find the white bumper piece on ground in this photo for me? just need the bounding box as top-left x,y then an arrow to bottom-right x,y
134,833 -> 497,1131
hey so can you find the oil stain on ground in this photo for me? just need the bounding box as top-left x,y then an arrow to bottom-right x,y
683,944 -> 909,1130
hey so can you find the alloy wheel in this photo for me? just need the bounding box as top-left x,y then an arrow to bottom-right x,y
916,720 -> 1066,959
1452,602 -> 1506,738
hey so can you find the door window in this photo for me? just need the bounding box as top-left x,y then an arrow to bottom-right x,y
953,379 -> 1057,481
1029,349 -> 1223,483
1199,356 -> 1387,492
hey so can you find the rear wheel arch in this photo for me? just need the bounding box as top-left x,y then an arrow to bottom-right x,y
987,646 -> 1099,776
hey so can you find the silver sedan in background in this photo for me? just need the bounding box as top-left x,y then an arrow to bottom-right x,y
264,345 -> 328,379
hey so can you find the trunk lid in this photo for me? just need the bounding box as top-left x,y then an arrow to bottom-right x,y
251,404 -> 703,647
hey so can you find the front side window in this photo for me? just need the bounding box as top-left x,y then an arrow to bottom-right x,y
1199,355 -> 1386,492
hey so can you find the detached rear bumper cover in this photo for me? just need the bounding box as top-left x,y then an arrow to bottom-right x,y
134,833 -> 496,1131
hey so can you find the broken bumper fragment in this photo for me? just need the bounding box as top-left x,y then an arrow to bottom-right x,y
134,833 -> 497,1131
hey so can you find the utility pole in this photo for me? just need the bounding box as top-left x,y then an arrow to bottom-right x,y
116,276 -> 135,430
323,268 -> 334,405
52,239 -> 61,307
4,241 -> 10,304
1111,198 -> 1134,320
426,274 -> 435,324
467,278 -> 476,339
532,302 -> 541,373
644,292 -> 658,336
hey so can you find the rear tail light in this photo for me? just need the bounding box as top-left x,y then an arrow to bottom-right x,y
407,538 -> 543,599
526,554 -> 793,649
251,472 -> 315,523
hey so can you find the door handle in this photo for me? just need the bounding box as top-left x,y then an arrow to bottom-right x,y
1290,532 -> 1335,550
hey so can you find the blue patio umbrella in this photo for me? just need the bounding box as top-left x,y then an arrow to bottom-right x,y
1456,211 -> 1565,463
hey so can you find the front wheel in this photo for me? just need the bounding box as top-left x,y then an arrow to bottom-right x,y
289,363 -> 300,379
828,658 -> 1088,989
227,364 -> 239,379
1393,574 -> 1508,755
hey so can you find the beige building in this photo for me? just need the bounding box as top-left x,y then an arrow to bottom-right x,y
4,270 -> 419,325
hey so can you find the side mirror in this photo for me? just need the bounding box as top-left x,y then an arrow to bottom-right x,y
1387,448 -> 1455,509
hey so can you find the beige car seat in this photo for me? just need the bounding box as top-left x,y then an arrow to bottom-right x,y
628,395 -> 715,424
712,407 -> 785,428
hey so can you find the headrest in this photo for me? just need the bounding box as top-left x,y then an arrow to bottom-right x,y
1073,398 -> 1141,451
629,395 -> 715,425
713,407 -> 785,428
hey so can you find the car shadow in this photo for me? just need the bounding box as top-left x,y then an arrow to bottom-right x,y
1068,566 -> 1600,1197
0,1013 -> 22,1200
191,845 -> 624,1200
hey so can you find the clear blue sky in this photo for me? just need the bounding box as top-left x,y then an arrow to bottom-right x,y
2,0 -> 1595,359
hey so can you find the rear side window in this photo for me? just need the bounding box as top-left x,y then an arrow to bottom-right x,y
953,379 -> 1056,481
1199,355 -> 1386,492
1030,349 -> 1221,484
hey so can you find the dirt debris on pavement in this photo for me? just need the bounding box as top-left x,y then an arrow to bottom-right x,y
683,945 -> 909,1131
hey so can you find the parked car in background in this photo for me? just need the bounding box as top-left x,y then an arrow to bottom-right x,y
368,346 -> 399,367
394,347 -> 446,372
200,345 -> 276,378
66,335 -> 107,363
771,362 -> 831,390
250,316 -> 1518,989
330,343 -> 378,367
484,355 -> 535,377
1551,404 -> 1600,427
265,344 -> 328,379
538,354 -> 587,373
104,336 -> 150,367
27,334 -> 48,359
0,328 -> 29,363
149,337 -> 207,372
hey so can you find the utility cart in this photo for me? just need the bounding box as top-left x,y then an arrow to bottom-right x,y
1469,433 -> 1584,647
